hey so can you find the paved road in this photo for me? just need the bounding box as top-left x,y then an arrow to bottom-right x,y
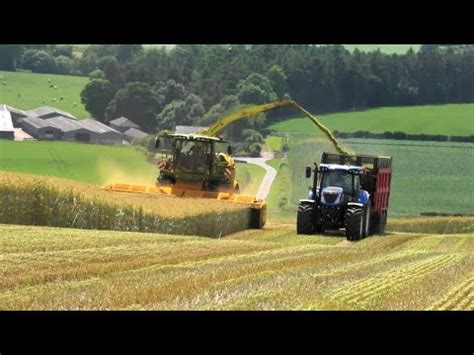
237,151 -> 277,200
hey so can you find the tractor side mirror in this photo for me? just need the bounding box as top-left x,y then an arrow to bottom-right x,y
155,138 -> 160,148
305,166 -> 312,178
227,146 -> 233,155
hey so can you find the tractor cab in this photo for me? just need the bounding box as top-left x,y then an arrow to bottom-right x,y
310,164 -> 365,205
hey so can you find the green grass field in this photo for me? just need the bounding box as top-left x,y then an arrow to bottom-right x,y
266,137 -> 474,217
0,70 -> 89,118
268,104 -> 474,137
235,162 -> 266,195
0,222 -> 471,310
0,140 -> 263,196
0,140 -> 156,185
343,45 -> 420,54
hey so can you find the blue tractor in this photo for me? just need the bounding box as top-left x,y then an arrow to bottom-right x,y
297,152 -> 392,241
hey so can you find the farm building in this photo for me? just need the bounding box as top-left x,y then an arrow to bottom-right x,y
0,105 -> 15,140
46,116 -> 95,143
122,127 -> 149,143
175,125 -> 209,134
109,116 -> 140,133
26,106 -> 77,120
21,116 -> 62,140
5,105 -> 28,127
76,119 -> 122,144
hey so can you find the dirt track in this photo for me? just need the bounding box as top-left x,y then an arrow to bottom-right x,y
237,151 -> 277,200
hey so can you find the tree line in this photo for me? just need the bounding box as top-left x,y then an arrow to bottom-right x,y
1,44 -> 472,153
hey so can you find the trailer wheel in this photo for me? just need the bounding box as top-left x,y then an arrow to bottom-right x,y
297,202 -> 316,235
370,212 -> 381,235
344,206 -> 364,241
250,204 -> 267,229
379,211 -> 387,235
369,211 -> 387,235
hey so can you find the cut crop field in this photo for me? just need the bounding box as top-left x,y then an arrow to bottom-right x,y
0,70 -> 89,118
267,104 -> 474,136
0,222 -> 471,310
266,137 -> 474,217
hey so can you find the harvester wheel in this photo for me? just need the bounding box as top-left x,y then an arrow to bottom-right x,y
297,202 -> 316,235
344,206 -> 364,241
250,204 -> 267,229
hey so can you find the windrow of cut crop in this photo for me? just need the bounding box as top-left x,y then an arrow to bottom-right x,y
0,172 -> 251,237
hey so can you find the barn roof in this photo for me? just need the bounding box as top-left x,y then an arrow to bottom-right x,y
175,125 -> 209,135
123,127 -> 148,140
5,105 -> 28,118
46,116 -> 88,132
78,119 -> 121,134
109,116 -> 140,128
22,116 -> 60,129
0,105 -> 14,132
26,106 -> 76,120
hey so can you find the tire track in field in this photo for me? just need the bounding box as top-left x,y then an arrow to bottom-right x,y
429,276 -> 474,310
328,254 -> 462,306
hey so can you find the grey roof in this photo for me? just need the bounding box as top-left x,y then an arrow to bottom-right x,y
0,105 -> 14,132
123,127 -> 148,139
5,105 -> 28,117
22,116 -> 59,129
46,116 -> 88,132
77,119 -> 121,134
109,116 -> 140,128
26,106 -> 76,120
175,125 -> 209,135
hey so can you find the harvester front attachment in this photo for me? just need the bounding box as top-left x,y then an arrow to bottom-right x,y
102,183 -> 267,229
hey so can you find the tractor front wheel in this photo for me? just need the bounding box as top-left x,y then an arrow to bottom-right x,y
297,202 -> 316,235
344,205 -> 365,241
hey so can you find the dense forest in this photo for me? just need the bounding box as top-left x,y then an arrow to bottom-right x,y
1,44 -> 473,154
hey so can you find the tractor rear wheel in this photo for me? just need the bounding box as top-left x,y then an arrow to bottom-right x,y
297,202 -> 316,234
344,205 -> 364,241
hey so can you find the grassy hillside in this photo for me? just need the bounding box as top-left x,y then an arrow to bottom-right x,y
0,140 -> 156,185
266,138 -> 474,217
0,70 -> 89,118
0,222 -> 471,310
268,104 -> 474,136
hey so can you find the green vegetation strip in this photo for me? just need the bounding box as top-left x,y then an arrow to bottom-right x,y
268,104 -> 474,137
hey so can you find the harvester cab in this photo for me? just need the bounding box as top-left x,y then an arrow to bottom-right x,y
155,132 -> 237,193
297,152 -> 392,241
